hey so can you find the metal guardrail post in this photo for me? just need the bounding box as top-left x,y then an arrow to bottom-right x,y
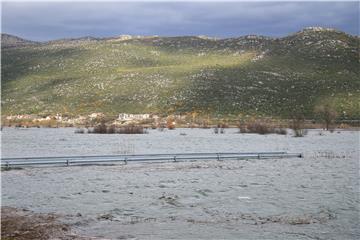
217,153 -> 221,161
124,157 -> 128,165
66,160 -> 69,166
174,156 -> 177,162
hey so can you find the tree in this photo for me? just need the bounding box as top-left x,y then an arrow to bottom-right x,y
314,103 -> 338,130
166,115 -> 175,130
290,114 -> 307,137
288,105 -> 307,137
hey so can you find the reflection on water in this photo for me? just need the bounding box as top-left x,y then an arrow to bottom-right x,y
1,128 -> 359,239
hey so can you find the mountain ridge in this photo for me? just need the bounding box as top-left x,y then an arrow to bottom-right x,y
2,26 -> 357,44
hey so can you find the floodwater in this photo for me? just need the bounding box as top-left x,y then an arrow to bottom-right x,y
1,128 -> 359,239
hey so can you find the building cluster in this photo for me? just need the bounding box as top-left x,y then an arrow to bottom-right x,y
4,112 -> 188,127
118,113 -> 152,121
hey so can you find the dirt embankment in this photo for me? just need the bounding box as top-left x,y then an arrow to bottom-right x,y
1,207 -> 95,240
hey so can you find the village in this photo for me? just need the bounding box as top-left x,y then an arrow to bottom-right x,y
2,112 -> 191,129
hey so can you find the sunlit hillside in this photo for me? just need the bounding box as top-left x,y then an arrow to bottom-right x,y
1,27 -> 359,119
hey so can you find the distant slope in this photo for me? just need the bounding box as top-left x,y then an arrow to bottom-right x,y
1,33 -> 38,48
1,28 -> 359,119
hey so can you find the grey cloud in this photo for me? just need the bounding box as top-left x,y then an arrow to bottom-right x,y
1,1 -> 358,41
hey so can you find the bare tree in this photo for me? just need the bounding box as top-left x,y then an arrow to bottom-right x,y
314,103 -> 338,130
290,114 -> 307,137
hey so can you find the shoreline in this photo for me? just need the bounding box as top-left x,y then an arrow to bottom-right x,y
1,207 -> 74,240
1,125 -> 360,131
1,207 -> 106,240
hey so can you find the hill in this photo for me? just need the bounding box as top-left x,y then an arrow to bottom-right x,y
1,33 -> 38,48
1,28 -> 359,119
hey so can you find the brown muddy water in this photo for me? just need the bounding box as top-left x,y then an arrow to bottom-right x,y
1,128 -> 359,239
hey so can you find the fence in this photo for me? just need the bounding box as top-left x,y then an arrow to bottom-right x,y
1,151 -> 302,168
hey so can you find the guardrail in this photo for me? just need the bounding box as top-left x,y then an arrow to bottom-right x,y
1,152 -> 302,168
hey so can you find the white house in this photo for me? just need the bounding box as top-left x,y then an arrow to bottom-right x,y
118,113 -> 150,121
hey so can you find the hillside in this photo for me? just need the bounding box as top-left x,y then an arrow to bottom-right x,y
1,33 -> 38,48
1,27 -> 359,119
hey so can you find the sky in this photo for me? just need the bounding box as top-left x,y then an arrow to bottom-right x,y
1,1 -> 359,41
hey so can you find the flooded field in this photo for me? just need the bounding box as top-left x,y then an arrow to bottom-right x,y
1,128 -> 359,239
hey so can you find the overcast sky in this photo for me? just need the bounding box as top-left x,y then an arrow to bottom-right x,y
1,1 -> 359,41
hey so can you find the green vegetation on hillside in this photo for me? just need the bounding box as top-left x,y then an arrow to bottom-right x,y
1,27 -> 359,119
